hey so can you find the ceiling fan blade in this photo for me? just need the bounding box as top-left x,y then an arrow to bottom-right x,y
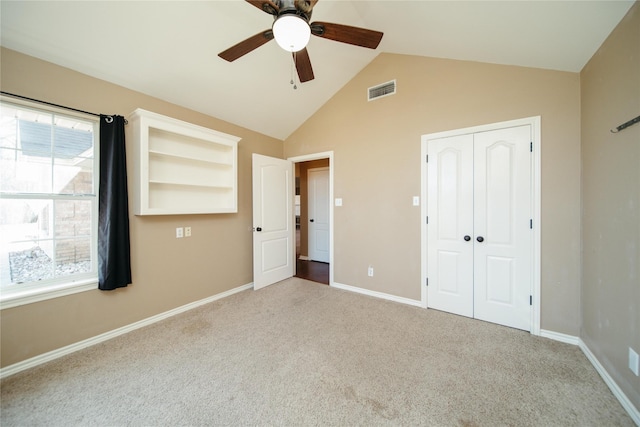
218,30 -> 274,62
310,22 -> 383,49
294,48 -> 314,82
246,0 -> 279,15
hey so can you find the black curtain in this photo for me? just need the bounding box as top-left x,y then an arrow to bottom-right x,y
98,115 -> 132,290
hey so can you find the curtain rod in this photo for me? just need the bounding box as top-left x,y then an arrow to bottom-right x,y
0,90 -> 127,124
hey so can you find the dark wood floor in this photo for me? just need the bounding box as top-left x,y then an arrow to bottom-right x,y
295,259 -> 329,285
295,227 -> 329,285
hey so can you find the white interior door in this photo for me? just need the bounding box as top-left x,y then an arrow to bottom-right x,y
427,125 -> 532,331
473,125 -> 532,330
308,167 -> 330,263
252,154 -> 294,290
427,134 -> 474,317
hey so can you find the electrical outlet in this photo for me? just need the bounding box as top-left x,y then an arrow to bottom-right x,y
630,347 -> 640,376
368,266 -> 374,277
185,227 -> 191,237
176,227 -> 183,238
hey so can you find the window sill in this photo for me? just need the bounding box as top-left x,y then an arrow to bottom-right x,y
0,279 -> 97,310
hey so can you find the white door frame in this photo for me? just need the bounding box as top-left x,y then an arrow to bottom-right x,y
288,151 -> 334,286
421,117 -> 541,335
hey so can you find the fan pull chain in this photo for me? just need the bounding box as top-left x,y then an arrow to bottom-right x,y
290,53 -> 298,90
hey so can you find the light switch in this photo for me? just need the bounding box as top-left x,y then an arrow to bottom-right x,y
413,196 -> 420,206
176,227 -> 184,238
335,198 -> 343,206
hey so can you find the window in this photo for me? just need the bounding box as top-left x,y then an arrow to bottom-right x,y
0,99 -> 99,307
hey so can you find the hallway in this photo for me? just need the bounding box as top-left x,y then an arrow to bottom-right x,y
295,158 -> 331,286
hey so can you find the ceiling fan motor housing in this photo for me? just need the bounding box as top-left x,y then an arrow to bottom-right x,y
274,0 -> 313,21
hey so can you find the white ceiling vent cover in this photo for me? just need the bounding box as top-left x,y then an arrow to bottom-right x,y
368,80 -> 396,101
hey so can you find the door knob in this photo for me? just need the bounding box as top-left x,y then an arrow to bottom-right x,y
310,219 -> 314,222
464,235 -> 471,241
256,227 -> 262,232
476,236 -> 484,242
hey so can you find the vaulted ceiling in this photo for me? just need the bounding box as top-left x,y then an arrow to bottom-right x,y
1,1 -> 634,140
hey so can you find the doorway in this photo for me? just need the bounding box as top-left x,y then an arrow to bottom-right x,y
289,153 -> 333,285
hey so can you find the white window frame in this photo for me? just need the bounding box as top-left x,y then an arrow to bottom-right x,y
0,97 -> 99,309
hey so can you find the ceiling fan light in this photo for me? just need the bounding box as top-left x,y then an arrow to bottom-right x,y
272,14 -> 311,52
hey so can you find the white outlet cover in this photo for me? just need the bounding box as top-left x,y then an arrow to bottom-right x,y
630,347 -> 640,376
176,227 -> 183,238
413,196 -> 420,206
335,198 -> 343,206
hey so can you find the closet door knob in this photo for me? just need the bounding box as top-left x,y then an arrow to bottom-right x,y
476,236 -> 484,242
310,219 -> 314,222
256,227 -> 262,232
464,235 -> 471,241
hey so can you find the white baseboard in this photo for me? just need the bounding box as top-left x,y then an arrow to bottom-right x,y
298,255 -> 310,261
332,281 -> 423,307
578,339 -> 640,425
540,329 -> 580,345
0,282 -> 253,379
540,330 -> 639,424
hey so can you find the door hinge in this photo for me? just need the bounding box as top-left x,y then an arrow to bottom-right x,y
426,216 -> 429,224
426,278 -> 429,287
426,154 -> 429,163
530,219 -> 533,229
530,142 -> 533,152
530,295 -> 533,305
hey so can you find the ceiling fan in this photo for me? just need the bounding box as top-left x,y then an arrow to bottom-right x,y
218,0 -> 383,83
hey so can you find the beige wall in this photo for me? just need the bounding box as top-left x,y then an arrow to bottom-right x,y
284,53 -> 582,335
0,47 -> 283,367
580,3 -> 640,409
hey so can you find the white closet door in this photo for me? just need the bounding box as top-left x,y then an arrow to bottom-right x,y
473,125 -> 532,330
427,125 -> 532,331
427,134 -> 474,317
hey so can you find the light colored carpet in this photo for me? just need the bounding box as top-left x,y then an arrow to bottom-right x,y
1,277 -> 633,426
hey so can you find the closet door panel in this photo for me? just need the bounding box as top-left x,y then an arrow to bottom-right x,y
427,134 -> 474,318
473,125 -> 532,330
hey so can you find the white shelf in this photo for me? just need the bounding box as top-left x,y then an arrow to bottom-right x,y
148,150 -> 233,168
127,109 -> 240,215
148,180 -> 233,190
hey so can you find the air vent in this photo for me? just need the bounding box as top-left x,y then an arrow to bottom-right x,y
368,80 -> 396,101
